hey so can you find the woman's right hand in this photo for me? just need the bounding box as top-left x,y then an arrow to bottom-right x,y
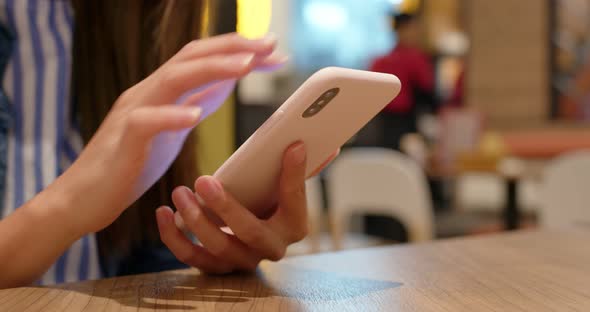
46,33 -> 287,237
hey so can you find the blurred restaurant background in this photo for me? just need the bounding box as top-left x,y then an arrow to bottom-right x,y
199,0 -> 590,254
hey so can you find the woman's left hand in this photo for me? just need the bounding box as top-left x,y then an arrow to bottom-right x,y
55,33 -> 286,236
156,143 -> 338,273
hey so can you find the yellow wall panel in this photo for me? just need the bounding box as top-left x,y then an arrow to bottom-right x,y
237,0 -> 272,38
196,97 -> 236,175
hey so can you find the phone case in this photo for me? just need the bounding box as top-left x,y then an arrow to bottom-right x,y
214,67 -> 401,216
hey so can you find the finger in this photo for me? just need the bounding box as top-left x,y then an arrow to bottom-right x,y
174,211 -> 185,230
172,186 -> 260,271
159,52 -> 257,100
177,53 -> 288,108
308,148 -> 340,177
179,80 -> 237,121
180,80 -> 236,106
176,33 -> 277,62
266,142 -> 309,243
195,176 -> 288,261
156,206 -> 233,274
253,53 -> 289,72
178,52 -> 289,116
124,106 -> 202,141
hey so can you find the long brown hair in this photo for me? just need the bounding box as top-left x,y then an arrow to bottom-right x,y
70,0 -> 212,260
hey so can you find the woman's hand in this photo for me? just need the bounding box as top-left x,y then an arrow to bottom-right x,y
156,143 -> 338,273
52,33 -> 286,236
0,33 -> 289,288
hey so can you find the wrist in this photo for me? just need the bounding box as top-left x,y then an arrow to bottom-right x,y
31,175 -> 89,240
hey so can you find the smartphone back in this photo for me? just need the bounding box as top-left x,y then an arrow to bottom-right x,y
214,67 -> 401,216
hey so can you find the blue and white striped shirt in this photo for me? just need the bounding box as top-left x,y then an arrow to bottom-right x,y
0,0 -> 100,285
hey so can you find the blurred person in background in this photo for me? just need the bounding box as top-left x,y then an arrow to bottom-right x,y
0,0 -> 335,288
370,12 -> 435,150
365,11 -> 436,242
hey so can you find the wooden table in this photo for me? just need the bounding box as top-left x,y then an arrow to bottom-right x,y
502,128 -> 590,159
2,230 -> 590,311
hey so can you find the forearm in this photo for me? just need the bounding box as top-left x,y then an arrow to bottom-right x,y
0,181 -> 82,288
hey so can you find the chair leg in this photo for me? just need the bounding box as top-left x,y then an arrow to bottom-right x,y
308,218 -> 320,253
329,212 -> 345,251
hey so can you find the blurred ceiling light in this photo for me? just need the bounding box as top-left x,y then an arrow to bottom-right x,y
303,1 -> 348,31
237,0 -> 272,38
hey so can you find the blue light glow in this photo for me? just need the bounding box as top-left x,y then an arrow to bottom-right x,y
292,0 -> 395,73
303,2 -> 349,31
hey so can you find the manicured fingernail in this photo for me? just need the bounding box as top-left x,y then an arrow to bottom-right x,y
291,143 -> 307,165
189,107 -> 202,121
264,53 -> 289,64
229,53 -> 256,67
199,177 -> 224,202
274,54 -> 289,64
262,33 -> 278,46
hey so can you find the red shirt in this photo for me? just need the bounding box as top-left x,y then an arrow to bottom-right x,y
370,45 -> 434,113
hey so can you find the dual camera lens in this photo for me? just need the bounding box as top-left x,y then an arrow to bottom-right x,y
302,88 -> 340,118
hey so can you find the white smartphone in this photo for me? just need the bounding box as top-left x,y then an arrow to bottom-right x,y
214,67 -> 401,216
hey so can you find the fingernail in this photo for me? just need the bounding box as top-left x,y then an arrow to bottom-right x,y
265,53 -> 289,65
274,54 -> 289,64
199,177 -> 224,202
262,33 -> 278,46
291,143 -> 307,165
229,53 -> 256,68
189,107 -> 202,121
253,54 -> 289,73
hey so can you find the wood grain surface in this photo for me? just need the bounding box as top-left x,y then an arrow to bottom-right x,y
1,229 -> 590,311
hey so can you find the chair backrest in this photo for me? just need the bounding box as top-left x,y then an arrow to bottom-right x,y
326,148 -> 434,243
539,150 -> 590,228
455,173 -> 505,212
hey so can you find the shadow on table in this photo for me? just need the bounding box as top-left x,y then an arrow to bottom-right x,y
52,264 -> 402,310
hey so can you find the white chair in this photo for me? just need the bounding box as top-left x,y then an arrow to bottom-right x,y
539,150 -> 590,228
455,175 -> 540,214
518,177 -> 541,214
326,148 -> 434,249
454,173 -> 505,213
